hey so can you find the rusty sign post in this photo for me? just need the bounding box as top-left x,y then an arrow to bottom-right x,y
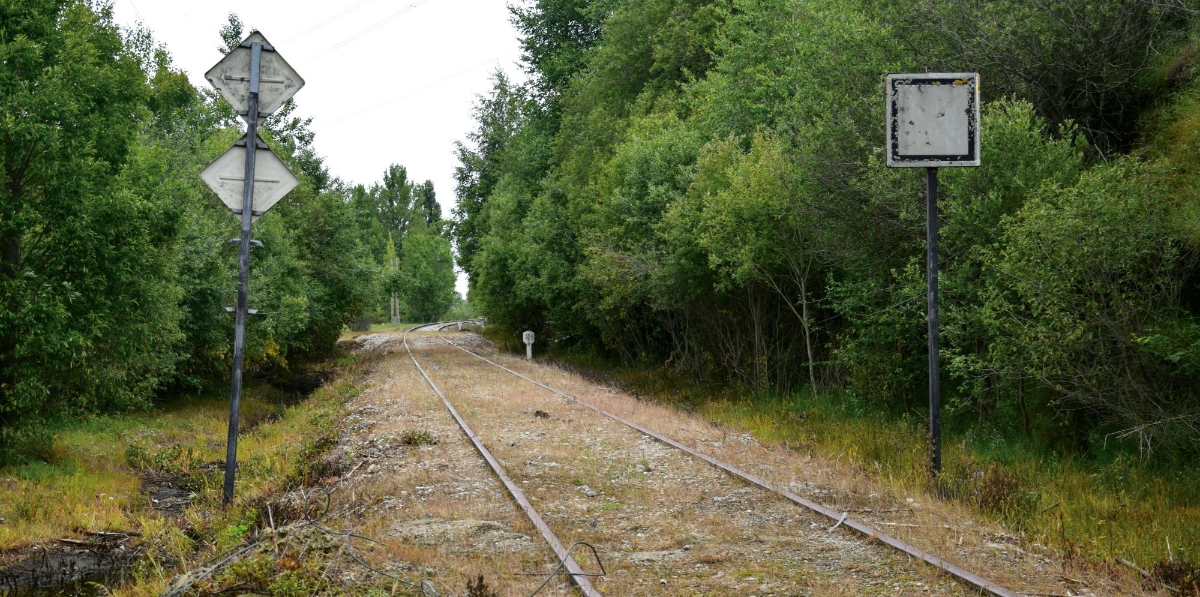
200,32 -> 304,504
886,73 -> 980,473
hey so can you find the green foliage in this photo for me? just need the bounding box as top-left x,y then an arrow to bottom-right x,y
399,429 -> 438,446
455,0 -> 1200,488
351,163 -> 456,323
445,294 -> 480,320
510,0 -> 609,98
397,218 -> 456,322
0,0 -> 164,458
888,0 -> 1197,152
983,160 -> 1197,454
0,8 -> 376,460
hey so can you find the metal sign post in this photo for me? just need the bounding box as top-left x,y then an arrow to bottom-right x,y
925,166 -> 941,472
224,41 -> 260,507
201,32 -> 304,504
523,331 -> 535,361
886,72 -> 980,473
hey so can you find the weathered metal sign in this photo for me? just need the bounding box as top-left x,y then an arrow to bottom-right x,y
199,134 -> 299,221
205,32 -> 305,116
203,31 -> 304,505
886,73 -> 980,168
884,71 -> 982,474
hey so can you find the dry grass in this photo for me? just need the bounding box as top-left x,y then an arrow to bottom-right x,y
317,337 -> 575,596
409,333 -> 972,596
453,332 -> 1166,596
0,353 -> 363,595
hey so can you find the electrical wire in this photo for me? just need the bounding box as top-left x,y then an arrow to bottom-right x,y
299,488 -> 439,596
306,0 -> 431,62
523,542 -> 606,596
324,57 -> 497,125
281,0 -> 378,44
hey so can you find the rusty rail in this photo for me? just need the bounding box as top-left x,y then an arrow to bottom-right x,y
434,326 -> 1020,597
402,327 -> 604,597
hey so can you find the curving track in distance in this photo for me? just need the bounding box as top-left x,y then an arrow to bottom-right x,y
429,322 -> 1020,597
402,325 -> 604,597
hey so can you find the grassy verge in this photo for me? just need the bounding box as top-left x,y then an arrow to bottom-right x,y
0,354 -> 362,595
366,322 -> 423,331
544,349 -> 1200,590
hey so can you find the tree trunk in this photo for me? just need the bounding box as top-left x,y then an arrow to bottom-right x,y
798,267 -> 818,398
0,225 -> 19,412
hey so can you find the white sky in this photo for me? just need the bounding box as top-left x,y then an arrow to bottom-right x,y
110,0 -> 527,296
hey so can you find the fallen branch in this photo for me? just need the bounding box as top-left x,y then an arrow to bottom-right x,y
1117,558 -> 1151,579
85,530 -> 139,539
342,461 -> 365,481
828,512 -> 847,533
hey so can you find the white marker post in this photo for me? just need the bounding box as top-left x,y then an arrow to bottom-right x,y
523,331 -> 535,361
201,31 -> 304,505
886,72 -> 980,473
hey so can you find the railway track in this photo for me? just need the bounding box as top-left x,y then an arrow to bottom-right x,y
402,325 -> 605,597
402,321 -> 1023,597
393,323 -> 1080,594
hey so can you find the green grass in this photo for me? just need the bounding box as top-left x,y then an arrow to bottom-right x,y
368,322 -> 422,331
553,352 -> 1200,574
0,357 -> 361,595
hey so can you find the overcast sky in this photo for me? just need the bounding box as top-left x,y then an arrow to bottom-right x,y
110,0 -> 527,295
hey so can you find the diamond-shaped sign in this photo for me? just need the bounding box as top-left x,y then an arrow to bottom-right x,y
206,32 -> 304,116
199,135 -> 299,221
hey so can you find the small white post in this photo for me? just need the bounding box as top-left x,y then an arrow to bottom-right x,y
523,330 -> 535,360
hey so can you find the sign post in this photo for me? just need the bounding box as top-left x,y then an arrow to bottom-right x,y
523,331 -> 535,361
201,32 -> 304,504
886,72 -> 980,473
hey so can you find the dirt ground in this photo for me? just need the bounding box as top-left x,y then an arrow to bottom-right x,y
325,329 -> 1151,597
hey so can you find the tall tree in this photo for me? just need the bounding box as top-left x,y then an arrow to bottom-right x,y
510,0 -> 609,100
453,71 -> 530,278
376,164 -> 416,239
1,0 -> 160,454
397,218 -> 456,322
414,181 -> 441,225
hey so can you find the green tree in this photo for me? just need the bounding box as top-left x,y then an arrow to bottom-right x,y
453,71 -> 534,279
983,160 -> 1198,454
397,219 -> 456,322
0,0 -> 172,458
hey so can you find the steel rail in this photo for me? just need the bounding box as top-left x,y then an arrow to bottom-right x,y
402,327 -> 604,597
434,327 -> 1020,597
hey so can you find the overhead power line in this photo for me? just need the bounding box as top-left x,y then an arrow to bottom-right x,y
307,0 -> 431,62
325,57 -> 497,125
281,0 -> 377,44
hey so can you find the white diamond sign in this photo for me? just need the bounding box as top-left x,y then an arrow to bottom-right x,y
205,31 -> 304,116
199,135 -> 299,221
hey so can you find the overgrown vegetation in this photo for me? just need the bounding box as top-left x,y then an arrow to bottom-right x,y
558,350 -> 1200,589
0,346 -> 359,594
0,5 -> 459,464
459,0 -> 1200,571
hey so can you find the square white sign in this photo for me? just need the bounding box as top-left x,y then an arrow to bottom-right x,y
886,73 -> 980,168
